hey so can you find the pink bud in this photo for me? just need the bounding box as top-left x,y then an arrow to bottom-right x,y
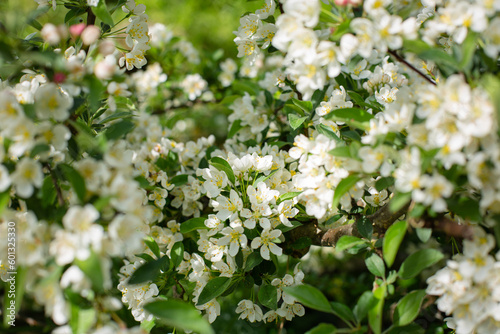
69,23 -> 86,37
81,25 -> 101,45
53,72 -> 66,84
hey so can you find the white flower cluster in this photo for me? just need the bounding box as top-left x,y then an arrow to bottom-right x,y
233,0 -> 276,64
427,227 -> 500,334
119,0 -> 150,70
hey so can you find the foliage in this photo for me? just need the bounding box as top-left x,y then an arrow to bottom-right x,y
0,0 -> 500,334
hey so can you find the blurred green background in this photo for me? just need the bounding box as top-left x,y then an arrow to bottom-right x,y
2,0 -> 262,58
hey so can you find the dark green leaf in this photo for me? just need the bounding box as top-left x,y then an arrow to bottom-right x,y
244,252 -> 263,271
170,174 -> 189,186
291,237 -> 312,250
30,144 -> 50,158
144,238 -> 161,258
357,217 -> 373,239
305,323 -> 337,334
447,196 -> 481,222
209,157 -> 236,184
98,111 -> 134,124
330,302 -> 356,326
365,253 -> 385,278
336,236 -> 368,252
145,299 -> 214,334
282,284 -> 332,314
180,217 -> 209,234
375,177 -> 394,192
383,220 -> 407,268
368,285 -> 386,334
228,120 -> 243,138
316,124 -> 342,142
393,290 -> 426,326
399,249 -> 444,280
128,256 -> 169,285
354,291 -> 375,323
59,164 -> 86,202
104,120 -> 135,140
332,175 -> 361,208
171,242 -> 184,268
197,277 -> 232,305
258,284 -> 278,310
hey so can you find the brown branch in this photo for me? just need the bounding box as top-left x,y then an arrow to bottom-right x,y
45,164 -> 65,206
388,50 -> 437,86
409,216 -> 474,240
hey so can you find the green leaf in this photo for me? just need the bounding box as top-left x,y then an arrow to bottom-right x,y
291,237 -> 312,250
389,192 -> 411,213
324,107 -> 374,130
91,0 -> 114,26
288,114 -> 308,130
244,252 -> 263,271
354,291 -> 375,323
180,217 -> 209,234
228,120 -> 243,138
305,323 -> 337,334
144,299 -> 214,334
332,175 -> 361,209
128,256 -> 169,285
284,104 -> 305,116
39,176 -> 56,208
329,146 -> 351,158
335,236 -> 368,252
399,249 -> 444,280
375,177 -> 394,192
447,196 -> 481,222
277,191 -> 302,204
365,253 -> 385,278
482,74 -> 500,130
170,174 -> 189,186
458,32 -> 477,71
292,98 -> 313,114
418,49 -> 460,74
258,284 -> 278,310
144,238 -> 161,258
402,39 -> 431,54
357,217 -> 373,239
383,220 -> 407,268
75,252 -> 104,292
104,120 -> 135,140
171,242 -> 184,268
368,285 -> 386,334
415,228 -> 432,243
393,290 -> 426,326
282,284 -> 332,314
252,169 -> 278,186
59,164 -> 86,202
197,277 -> 232,305
311,87 -> 328,109
316,124 -> 342,142
98,111 -> 134,124
30,144 -> 50,158
330,302 -> 356,326
209,157 -> 236,184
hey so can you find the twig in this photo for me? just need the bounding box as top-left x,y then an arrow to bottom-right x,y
388,50 -> 437,86
46,163 -> 65,206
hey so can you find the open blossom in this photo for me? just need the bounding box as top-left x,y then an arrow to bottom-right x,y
251,228 -> 282,260
213,189 -> 243,222
10,158 -> 43,198
218,226 -> 247,256
235,299 -> 263,322
35,83 -> 73,121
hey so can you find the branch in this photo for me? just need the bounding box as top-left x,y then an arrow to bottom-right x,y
388,50 -> 437,86
45,163 -> 65,207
